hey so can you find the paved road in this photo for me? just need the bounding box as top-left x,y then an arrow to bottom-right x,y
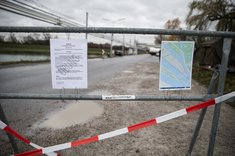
0,54 -> 157,94
0,54 -> 158,137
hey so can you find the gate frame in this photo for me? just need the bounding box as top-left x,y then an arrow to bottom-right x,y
0,26 -> 234,155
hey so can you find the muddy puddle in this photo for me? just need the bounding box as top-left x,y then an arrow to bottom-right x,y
37,101 -> 104,129
123,70 -> 134,73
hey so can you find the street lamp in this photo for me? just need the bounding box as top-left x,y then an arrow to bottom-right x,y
102,18 -> 126,57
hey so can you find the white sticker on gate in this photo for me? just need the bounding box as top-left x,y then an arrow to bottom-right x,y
102,95 -> 136,100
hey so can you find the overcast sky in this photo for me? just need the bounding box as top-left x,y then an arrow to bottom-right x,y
0,0 -> 192,44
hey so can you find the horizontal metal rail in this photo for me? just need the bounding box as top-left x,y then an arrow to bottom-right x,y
0,93 -> 216,101
0,26 -> 235,37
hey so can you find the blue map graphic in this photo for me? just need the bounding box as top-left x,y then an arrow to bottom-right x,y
159,41 -> 194,90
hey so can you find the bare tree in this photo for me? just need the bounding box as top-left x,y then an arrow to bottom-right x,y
33,33 -> 41,41
154,17 -> 184,44
164,18 -> 181,29
154,35 -> 165,44
7,33 -> 18,43
22,34 -> 36,44
43,33 -> 51,41
0,35 -> 5,43
186,0 -> 235,31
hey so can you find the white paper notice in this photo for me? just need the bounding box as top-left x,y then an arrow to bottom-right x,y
50,39 -> 87,89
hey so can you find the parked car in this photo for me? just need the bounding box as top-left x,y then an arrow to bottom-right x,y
114,50 -> 124,56
148,47 -> 160,56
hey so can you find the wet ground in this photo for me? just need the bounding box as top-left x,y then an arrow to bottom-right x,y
34,101 -> 104,129
0,55 -> 234,155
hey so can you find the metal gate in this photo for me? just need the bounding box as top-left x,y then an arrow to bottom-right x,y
0,26 -> 235,156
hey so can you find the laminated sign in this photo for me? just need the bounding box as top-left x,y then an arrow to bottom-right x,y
159,41 -> 194,90
50,39 -> 87,89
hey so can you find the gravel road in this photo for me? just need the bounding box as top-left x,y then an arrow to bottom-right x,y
0,56 -> 234,155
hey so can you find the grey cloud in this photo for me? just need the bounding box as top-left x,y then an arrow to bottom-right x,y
0,0 -> 191,43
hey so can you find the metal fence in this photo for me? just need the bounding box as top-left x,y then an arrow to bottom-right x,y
0,26 -> 234,156
1,26 -> 235,37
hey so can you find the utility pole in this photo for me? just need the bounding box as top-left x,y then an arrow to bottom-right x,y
122,35 -> 125,55
110,33 -> 113,57
134,37 -> 137,55
102,18 -> 125,57
85,12 -> 88,39
0,104 -> 18,153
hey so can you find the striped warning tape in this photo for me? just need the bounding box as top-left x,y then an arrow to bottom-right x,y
0,120 -> 59,156
11,91 -> 235,156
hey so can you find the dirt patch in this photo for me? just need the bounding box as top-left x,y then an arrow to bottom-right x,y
0,61 -> 234,156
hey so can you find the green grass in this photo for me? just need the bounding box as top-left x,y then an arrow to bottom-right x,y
0,43 -> 109,56
192,67 -> 212,88
0,60 -> 50,65
192,66 -> 235,106
192,67 -> 235,94
0,43 -> 50,54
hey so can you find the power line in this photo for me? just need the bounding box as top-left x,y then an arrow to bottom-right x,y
0,0 -> 131,46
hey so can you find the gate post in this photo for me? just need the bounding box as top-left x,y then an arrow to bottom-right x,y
207,38 -> 232,156
187,67 -> 219,156
0,104 -> 19,153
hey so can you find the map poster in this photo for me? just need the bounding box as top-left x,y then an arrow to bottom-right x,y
50,39 -> 87,89
159,41 -> 194,90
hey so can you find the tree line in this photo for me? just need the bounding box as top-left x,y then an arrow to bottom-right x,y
155,0 -> 234,44
0,33 -> 53,45
0,33 -> 129,50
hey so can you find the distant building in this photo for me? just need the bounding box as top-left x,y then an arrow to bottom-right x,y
193,38 -> 235,72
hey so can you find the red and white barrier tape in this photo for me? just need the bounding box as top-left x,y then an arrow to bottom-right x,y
10,91 -> 235,156
0,121 -> 58,156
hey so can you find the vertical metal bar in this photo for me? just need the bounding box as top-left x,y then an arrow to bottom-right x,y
207,38 -> 232,156
134,38 -> 137,55
187,68 -> 219,156
85,12 -> 88,39
110,33 -> 113,57
0,104 -> 19,153
122,35 -> 125,54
